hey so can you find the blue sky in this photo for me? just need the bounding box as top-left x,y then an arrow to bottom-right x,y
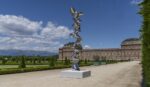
0,0 -> 142,52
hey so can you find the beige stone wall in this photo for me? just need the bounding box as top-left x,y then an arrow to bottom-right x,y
59,48 -> 141,61
59,39 -> 142,61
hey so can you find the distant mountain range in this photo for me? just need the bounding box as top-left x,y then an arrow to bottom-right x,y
0,49 -> 57,56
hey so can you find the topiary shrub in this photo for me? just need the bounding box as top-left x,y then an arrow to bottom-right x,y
19,56 -> 26,68
49,58 -> 55,67
84,59 -> 88,64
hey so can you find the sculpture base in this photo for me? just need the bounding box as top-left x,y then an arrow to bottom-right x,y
61,70 -> 91,79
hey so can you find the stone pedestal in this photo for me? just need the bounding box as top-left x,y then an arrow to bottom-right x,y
61,70 -> 91,79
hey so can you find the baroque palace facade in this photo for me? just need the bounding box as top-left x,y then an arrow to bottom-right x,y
59,38 -> 142,61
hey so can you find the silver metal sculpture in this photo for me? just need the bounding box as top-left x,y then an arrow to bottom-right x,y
70,7 -> 83,71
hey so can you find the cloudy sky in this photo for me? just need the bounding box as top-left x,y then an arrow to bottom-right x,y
0,0 -> 142,52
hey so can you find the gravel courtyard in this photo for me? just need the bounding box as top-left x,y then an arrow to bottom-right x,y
0,61 -> 142,87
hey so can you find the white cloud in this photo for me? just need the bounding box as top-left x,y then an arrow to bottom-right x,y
84,45 -> 92,49
0,15 -> 71,52
0,15 -> 42,36
131,0 -> 143,4
41,22 -> 71,40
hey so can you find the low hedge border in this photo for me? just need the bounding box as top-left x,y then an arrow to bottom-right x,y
0,63 -> 92,75
0,61 -> 121,75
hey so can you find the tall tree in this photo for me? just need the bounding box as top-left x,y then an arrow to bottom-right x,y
140,0 -> 150,86
19,56 -> 26,68
49,58 -> 55,67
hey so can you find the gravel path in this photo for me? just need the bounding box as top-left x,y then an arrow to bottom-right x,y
0,61 -> 142,87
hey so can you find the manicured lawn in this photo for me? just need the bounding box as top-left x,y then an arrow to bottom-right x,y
0,65 -> 49,68
0,65 -> 18,69
0,65 -> 49,70
0,60 -> 121,75
0,63 -> 92,75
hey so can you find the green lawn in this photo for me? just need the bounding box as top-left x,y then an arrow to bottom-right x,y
0,65 -> 48,70
0,65 -> 18,69
0,60 -> 120,75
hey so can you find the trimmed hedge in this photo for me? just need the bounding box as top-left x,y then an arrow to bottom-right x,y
0,60 -> 120,75
0,63 -> 92,75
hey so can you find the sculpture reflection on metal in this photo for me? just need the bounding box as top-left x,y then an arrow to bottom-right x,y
70,7 -> 83,71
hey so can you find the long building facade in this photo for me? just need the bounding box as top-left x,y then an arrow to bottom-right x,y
59,38 -> 142,61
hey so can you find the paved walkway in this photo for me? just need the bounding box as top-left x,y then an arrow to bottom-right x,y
0,61 -> 142,87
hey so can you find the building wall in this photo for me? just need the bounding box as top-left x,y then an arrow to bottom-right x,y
59,39 -> 142,61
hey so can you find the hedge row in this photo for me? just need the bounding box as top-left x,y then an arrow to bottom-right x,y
0,63 -> 92,75
0,60 -> 123,75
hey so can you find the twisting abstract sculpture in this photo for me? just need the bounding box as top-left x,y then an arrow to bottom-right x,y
61,8 -> 90,78
70,7 -> 83,71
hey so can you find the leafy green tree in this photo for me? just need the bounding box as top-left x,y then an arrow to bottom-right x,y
16,56 -> 20,63
19,56 -> 26,68
80,59 -> 83,63
84,59 -> 88,64
68,59 -> 71,64
52,55 -> 59,60
2,58 -> 7,65
140,0 -> 150,86
33,57 -> 36,64
79,59 -> 82,65
64,57 -> 69,65
49,58 -> 55,67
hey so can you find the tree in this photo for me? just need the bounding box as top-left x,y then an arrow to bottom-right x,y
33,57 -> 36,64
84,59 -> 88,64
79,59 -> 83,65
64,57 -> 69,65
51,55 -> 59,60
140,0 -> 150,86
37,56 -> 42,64
49,58 -> 55,67
2,58 -> 7,65
19,56 -> 26,68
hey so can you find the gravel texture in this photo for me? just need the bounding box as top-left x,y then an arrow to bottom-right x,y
0,61 -> 142,87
